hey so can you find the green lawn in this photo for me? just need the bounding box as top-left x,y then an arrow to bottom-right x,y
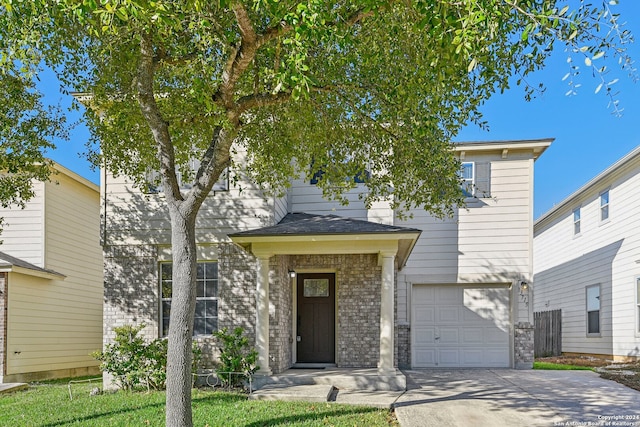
533,361 -> 594,371
0,381 -> 396,427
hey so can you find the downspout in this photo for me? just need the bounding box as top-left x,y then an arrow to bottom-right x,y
0,273 -> 8,379
101,161 -> 108,247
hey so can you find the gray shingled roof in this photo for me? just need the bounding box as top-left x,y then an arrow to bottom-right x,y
230,213 -> 421,237
0,251 -> 65,278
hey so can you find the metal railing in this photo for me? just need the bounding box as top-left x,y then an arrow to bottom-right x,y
67,377 -> 103,400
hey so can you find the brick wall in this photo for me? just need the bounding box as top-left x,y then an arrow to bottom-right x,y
269,255 -> 292,373
103,245 -> 160,345
0,273 -> 6,379
514,321 -> 534,369
291,254 -> 382,368
397,325 -> 411,369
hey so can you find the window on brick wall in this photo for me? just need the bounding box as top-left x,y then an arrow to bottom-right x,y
160,262 -> 218,337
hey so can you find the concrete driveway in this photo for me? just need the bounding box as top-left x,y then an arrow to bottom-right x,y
395,369 -> 640,427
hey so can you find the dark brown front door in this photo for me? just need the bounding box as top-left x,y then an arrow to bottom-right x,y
297,273 -> 335,363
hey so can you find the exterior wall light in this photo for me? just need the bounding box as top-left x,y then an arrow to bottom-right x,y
288,270 -> 296,278
520,281 -> 529,294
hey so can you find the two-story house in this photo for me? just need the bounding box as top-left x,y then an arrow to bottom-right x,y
102,138 -> 550,389
534,146 -> 640,361
0,163 -> 103,383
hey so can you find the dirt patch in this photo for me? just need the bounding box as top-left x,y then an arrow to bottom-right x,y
536,356 -> 640,392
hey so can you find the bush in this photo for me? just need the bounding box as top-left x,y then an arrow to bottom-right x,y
212,327 -> 259,387
93,323 -> 202,391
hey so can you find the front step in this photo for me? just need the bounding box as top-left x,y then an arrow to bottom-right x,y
252,368 -> 406,391
249,384 -> 337,402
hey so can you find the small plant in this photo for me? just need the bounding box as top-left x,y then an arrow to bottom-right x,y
212,327 -> 259,387
92,323 -> 202,391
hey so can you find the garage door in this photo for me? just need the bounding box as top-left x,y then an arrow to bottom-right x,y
412,285 -> 510,368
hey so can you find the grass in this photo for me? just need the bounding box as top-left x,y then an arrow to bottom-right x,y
533,361 -> 594,371
0,381 -> 396,427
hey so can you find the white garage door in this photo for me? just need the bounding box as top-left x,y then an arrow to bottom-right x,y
412,285 -> 511,368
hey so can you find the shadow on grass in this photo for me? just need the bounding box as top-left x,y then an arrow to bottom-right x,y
39,391 -> 245,427
242,406 -> 384,427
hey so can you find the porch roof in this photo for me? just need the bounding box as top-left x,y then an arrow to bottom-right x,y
229,213 -> 421,267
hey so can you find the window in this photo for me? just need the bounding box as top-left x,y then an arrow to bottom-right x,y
460,162 -> 474,197
573,207 -> 581,235
600,190 -> 610,221
161,262 -> 218,337
586,285 -> 600,335
146,161 -> 229,194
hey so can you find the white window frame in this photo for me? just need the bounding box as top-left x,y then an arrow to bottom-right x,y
573,207 -> 581,236
599,189 -> 610,222
460,162 -> 475,198
160,261 -> 219,337
586,284 -> 601,337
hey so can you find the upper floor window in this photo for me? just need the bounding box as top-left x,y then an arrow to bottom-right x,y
460,162 -> 474,197
600,190 -> 610,221
161,261 -> 219,337
146,160 -> 229,194
586,284 -> 600,336
573,207 -> 581,235
458,161 -> 490,198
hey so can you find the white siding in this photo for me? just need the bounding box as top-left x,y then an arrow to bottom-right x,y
0,181 -> 46,266
399,154 -> 532,284
288,176 -> 368,220
534,153 -> 640,359
104,168 -> 277,246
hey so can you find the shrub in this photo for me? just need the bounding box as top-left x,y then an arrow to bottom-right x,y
212,327 -> 259,387
93,323 -> 202,391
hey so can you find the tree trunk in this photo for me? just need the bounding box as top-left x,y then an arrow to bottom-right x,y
165,205 -> 198,427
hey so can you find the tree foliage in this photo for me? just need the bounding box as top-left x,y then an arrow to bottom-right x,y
0,1 -> 634,426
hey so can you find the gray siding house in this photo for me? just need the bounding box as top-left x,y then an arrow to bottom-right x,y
102,138 -> 550,388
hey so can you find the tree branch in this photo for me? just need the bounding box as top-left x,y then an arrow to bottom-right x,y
136,32 -> 183,202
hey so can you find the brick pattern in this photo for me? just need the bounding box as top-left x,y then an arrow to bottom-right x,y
397,324 -> 411,369
269,255 -> 292,374
291,254 -> 382,368
103,244 -> 396,375
514,321 -> 534,369
0,273 -> 6,379
103,245 -> 160,344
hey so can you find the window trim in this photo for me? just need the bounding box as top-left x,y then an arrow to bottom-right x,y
160,261 -> 219,337
460,161 -> 475,198
586,284 -> 601,337
599,189 -> 610,223
572,207 -> 581,236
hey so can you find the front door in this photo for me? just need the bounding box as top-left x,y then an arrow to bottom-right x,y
296,273 -> 335,363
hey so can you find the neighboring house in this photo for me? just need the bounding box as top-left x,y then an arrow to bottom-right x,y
534,146 -> 640,361
102,138 -> 550,388
0,163 -> 103,383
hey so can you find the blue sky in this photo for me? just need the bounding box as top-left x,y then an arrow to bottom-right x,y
41,2 -> 640,220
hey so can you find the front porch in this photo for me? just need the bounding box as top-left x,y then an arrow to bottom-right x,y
228,213 -> 421,377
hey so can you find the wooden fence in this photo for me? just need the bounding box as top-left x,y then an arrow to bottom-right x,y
534,309 -> 562,357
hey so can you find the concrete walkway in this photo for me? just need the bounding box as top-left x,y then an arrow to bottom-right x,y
395,369 -> 640,427
0,383 -> 28,394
